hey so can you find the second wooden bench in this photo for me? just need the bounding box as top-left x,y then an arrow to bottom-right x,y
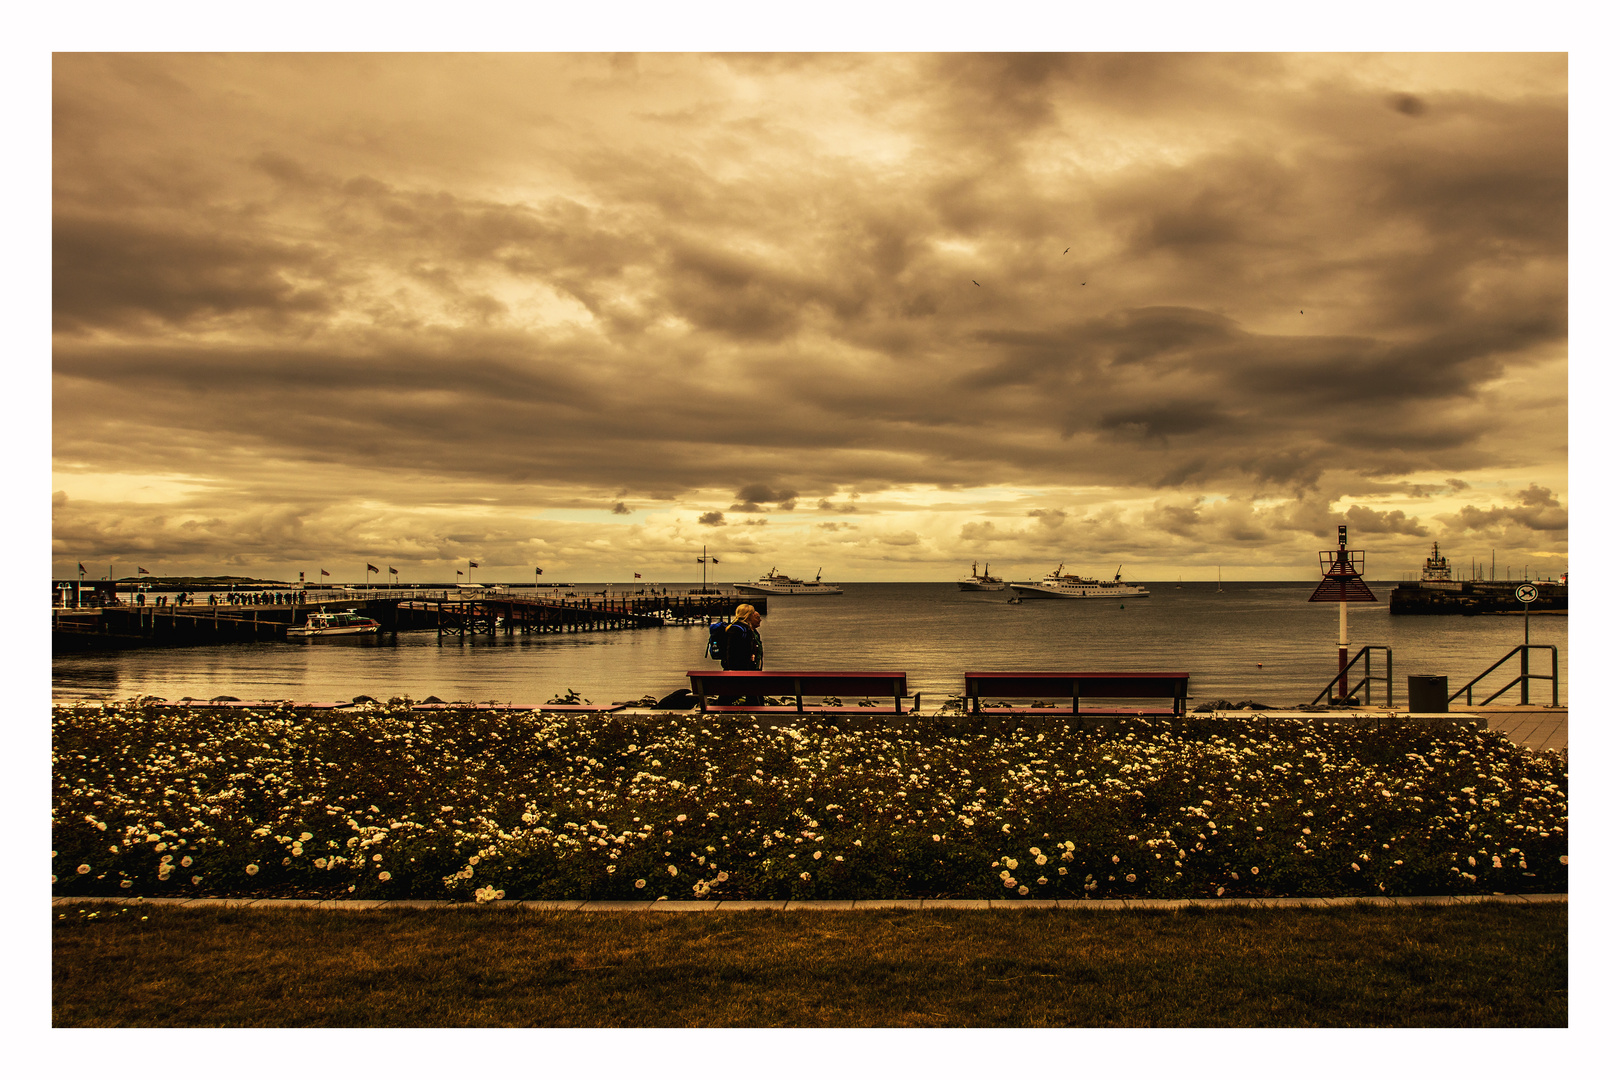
964,672 -> 1189,716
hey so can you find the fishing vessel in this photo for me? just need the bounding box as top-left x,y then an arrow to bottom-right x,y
1389,542 -> 1566,614
1010,564 -> 1150,600
957,561 -> 1006,591
287,610 -> 381,637
733,568 -> 843,596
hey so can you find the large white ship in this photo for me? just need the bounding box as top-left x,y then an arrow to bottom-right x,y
733,568 -> 843,596
1010,564 -> 1150,600
957,561 -> 1006,591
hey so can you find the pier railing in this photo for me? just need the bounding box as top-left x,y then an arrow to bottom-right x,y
1309,645 -> 1393,707
1450,645 -> 1559,706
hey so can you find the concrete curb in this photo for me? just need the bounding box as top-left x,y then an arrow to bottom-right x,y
52,893 -> 1567,911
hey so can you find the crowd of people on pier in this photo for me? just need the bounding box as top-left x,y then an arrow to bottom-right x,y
126,590 -> 307,607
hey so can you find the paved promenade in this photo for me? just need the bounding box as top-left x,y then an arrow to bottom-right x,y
54,894 -> 1566,912
1471,706 -> 1568,753
1196,706 -> 1568,754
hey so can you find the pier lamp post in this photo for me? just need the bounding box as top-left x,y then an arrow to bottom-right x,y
1309,526 -> 1379,702
696,546 -> 720,594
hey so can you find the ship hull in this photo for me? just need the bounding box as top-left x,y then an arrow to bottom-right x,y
733,584 -> 843,596
288,623 -> 379,636
957,579 -> 1007,591
1010,583 -> 1150,599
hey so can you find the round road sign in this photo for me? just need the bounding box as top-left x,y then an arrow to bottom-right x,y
1515,584 -> 1539,604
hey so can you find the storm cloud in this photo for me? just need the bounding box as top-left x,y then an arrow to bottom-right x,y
52,53 -> 1568,582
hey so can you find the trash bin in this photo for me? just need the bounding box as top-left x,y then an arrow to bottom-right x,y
1407,674 -> 1449,713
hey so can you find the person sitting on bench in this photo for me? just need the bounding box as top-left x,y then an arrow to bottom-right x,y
721,604 -> 764,704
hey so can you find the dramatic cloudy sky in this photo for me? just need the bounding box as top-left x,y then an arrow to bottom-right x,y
50,52 -> 1568,583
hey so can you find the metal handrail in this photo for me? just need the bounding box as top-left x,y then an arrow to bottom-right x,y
1450,645 -> 1559,706
1310,645 -> 1393,707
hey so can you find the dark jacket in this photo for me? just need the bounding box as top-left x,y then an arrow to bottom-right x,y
721,620 -> 763,670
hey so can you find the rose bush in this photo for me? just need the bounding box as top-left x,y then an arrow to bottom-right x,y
52,702 -> 1567,901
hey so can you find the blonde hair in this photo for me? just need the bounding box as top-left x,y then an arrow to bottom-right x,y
732,603 -> 759,623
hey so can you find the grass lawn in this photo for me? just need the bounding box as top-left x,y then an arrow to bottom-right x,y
52,901 -> 1566,1027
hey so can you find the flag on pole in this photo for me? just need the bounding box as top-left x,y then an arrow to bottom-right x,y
457,570 -> 463,576
78,563 -> 86,574
367,564 -> 379,573
137,567 -> 149,575
634,572 -> 642,578
469,561 -> 479,569
320,569 -> 330,577
535,568 -> 543,575
389,567 -> 398,575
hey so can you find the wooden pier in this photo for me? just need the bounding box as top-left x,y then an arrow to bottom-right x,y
51,589 -> 761,651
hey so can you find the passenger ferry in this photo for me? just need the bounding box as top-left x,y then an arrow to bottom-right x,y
957,561 -> 1006,591
1010,564 -> 1150,600
734,568 -> 843,596
287,610 -> 381,637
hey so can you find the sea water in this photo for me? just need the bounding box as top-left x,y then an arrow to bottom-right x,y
51,581 -> 1569,708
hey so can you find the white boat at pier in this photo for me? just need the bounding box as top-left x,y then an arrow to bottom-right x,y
287,610 -> 381,637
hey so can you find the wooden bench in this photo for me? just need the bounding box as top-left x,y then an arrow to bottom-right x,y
964,672 -> 1189,716
687,670 -> 919,714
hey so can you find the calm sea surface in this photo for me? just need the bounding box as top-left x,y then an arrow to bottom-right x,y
51,581 -> 1569,708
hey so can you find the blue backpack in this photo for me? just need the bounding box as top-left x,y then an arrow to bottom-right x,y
705,620 -> 728,660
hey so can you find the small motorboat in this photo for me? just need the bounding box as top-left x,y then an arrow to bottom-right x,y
288,610 -> 381,637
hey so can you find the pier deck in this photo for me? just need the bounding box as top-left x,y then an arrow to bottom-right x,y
51,588 -> 759,651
